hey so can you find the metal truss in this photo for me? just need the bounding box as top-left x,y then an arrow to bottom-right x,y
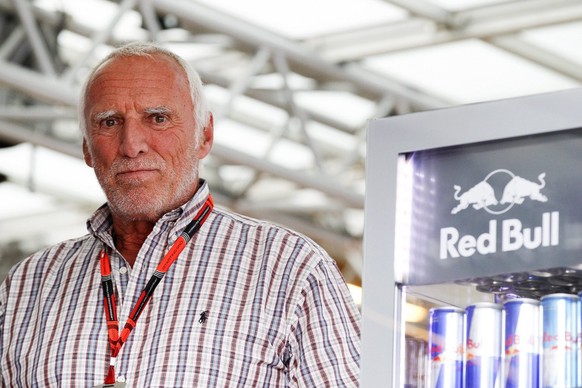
0,0 -> 581,284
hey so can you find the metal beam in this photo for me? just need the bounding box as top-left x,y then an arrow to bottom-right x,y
306,0 -> 582,61
0,60 -> 78,105
491,34 -> 582,82
152,0 -> 450,110
0,106 -> 76,121
0,120 -> 81,157
8,0 -> 56,75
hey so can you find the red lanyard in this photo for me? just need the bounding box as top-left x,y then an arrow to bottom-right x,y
99,195 -> 213,384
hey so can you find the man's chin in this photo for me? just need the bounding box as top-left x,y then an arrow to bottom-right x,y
107,192 -> 167,222
112,205 -> 165,222
103,178 -> 197,222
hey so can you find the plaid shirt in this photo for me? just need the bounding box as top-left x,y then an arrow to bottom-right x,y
0,181 -> 360,387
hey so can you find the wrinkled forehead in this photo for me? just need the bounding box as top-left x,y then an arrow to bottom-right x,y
90,54 -> 187,87
84,54 -> 191,113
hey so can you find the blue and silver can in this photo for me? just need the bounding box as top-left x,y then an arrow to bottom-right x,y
541,293 -> 579,388
427,306 -> 465,388
503,298 -> 541,388
465,302 -> 503,388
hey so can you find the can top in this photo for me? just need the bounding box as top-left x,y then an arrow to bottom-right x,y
503,297 -> 540,306
540,293 -> 578,301
466,302 -> 502,310
429,306 -> 465,314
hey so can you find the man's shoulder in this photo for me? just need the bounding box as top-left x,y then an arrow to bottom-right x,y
212,206 -> 332,263
6,234 -> 97,281
214,207 -> 315,242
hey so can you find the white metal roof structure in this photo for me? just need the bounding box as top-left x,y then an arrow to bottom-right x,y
1,0 -> 581,287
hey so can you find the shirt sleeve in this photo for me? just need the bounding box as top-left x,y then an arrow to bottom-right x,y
285,255 -> 361,387
0,276 -> 8,388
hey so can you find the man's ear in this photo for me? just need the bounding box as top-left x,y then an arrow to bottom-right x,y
82,138 -> 94,167
198,113 -> 214,159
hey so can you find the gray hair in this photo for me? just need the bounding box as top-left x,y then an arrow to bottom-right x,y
79,41 -> 211,141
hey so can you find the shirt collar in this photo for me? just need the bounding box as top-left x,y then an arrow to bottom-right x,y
87,179 -> 211,245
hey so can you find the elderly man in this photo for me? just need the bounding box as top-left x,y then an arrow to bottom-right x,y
0,42 -> 360,387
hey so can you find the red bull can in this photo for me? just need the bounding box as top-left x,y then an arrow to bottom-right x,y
503,298 -> 541,388
465,302 -> 503,388
541,293 -> 579,388
427,306 -> 465,388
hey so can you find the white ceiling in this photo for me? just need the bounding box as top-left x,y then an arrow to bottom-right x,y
1,0 -> 581,284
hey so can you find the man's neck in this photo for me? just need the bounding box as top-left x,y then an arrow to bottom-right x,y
112,217 -> 155,267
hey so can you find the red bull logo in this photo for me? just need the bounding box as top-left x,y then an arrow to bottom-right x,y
543,331 -> 577,347
441,170 -> 558,259
430,343 -> 464,361
466,339 -> 482,361
505,332 -> 538,354
451,169 -> 547,215
440,212 -> 559,259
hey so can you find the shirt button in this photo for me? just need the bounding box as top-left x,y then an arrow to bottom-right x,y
119,266 -> 128,275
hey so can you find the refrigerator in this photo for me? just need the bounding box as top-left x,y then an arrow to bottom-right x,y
360,87 -> 582,387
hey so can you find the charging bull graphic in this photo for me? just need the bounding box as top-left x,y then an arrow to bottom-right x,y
500,173 -> 547,205
451,181 -> 498,214
451,170 -> 548,215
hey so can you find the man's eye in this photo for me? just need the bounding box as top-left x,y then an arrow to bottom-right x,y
153,115 -> 167,123
102,118 -> 116,127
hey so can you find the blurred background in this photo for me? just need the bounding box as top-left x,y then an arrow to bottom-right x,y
1,0 -> 582,309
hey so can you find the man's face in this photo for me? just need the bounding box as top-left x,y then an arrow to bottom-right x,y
82,54 -> 212,222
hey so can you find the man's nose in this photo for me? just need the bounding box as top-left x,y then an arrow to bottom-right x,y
119,118 -> 149,157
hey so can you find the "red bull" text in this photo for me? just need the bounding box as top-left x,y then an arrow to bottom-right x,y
440,211 -> 559,259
